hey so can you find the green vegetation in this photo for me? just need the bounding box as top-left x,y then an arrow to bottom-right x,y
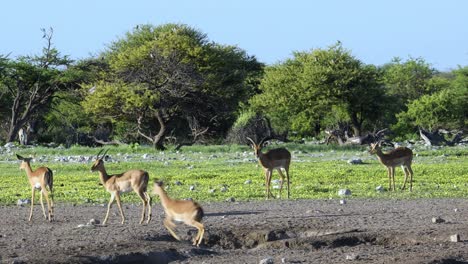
1,144 -> 467,205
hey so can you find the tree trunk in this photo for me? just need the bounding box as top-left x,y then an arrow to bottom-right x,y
152,110 -> 167,150
350,113 -> 362,136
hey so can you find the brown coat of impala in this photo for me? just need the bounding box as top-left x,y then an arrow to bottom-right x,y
247,137 -> 291,199
16,154 -> 54,222
369,143 -> 414,191
153,181 -> 205,247
90,149 -> 152,225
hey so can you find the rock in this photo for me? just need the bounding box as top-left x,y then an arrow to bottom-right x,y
340,199 -> 347,205
450,234 -> 460,242
244,180 -> 252,185
259,257 -> 274,264
17,199 -> 31,206
142,153 -> 150,159
4,142 -> 15,148
226,197 -> 235,202
271,179 -> 281,184
189,185 -> 195,191
338,189 -> 352,196
208,189 -> 216,193
347,158 -> 363,165
88,219 -> 100,225
346,253 -> 359,260
432,216 -> 445,224
220,186 -> 228,192
375,186 -> 384,192
174,181 -> 182,186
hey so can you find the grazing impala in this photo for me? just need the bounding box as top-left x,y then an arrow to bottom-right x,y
369,142 -> 414,191
91,149 -> 152,225
246,137 -> 292,199
16,154 -> 54,222
153,181 -> 205,247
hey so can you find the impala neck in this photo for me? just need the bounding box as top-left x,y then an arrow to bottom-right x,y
23,162 -> 34,176
96,167 -> 110,185
157,188 -> 172,207
373,148 -> 386,161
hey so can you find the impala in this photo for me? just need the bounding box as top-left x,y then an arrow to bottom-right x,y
153,181 -> 205,247
90,149 -> 152,225
246,137 -> 292,199
16,154 -> 54,222
369,142 -> 414,191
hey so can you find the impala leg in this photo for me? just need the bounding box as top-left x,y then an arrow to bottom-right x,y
285,168 -> 290,199
29,187 -> 35,222
277,169 -> 286,199
407,165 -> 414,192
39,190 -> 47,220
103,193 -> 116,225
386,167 -> 392,191
265,169 -> 273,199
391,167 -> 396,191
42,188 -> 53,221
401,166 -> 408,190
136,190 -> 147,224
145,192 -> 152,224
115,193 -> 125,224
186,220 -> 205,247
164,218 -> 181,241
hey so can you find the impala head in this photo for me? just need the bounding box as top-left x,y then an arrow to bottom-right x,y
153,180 -> 165,196
91,149 -> 109,172
246,137 -> 267,158
16,154 -> 32,170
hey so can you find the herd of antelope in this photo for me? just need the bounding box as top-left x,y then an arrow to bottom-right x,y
15,138 -> 414,247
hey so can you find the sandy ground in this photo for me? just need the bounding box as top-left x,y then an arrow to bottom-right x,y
0,198 -> 467,264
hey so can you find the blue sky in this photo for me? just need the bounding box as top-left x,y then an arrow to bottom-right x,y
1,0 -> 467,71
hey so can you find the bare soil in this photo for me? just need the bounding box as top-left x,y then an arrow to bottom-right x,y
1,199 -> 467,264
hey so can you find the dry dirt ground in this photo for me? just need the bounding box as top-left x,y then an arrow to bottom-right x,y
0,199 -> 467,264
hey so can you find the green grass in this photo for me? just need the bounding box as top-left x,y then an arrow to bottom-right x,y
0,144 -> 467,205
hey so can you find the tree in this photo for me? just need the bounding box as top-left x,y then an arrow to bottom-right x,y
0,28 -> 73,143
394,66 -> 468,134
83,24 -> 263,149
382,57 -> 436,108
250,42 -> 386,137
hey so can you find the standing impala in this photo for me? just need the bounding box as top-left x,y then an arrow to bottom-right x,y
16,154 -> 54,222
246,137 -> 291,199
91,149 -> 152,225
153,181 -> 205,247
369,142 -> 414,191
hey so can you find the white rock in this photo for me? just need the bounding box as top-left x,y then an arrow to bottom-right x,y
174,181 -> 182,186
189,185 -> 195,191
340,199 -> 347,205
338,189 -> 352,196
259,257 -> 274,264
450,234 -> 460,242
220,186 -> 228,192
4,142 -> 15,148
208,189 -> 216,193
347,158 -> 363,165
375,186 -> 384,192
244,180 -> 252,185
432,216 -> 445,224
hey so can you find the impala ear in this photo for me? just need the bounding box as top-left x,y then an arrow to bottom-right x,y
16,154 -> 24,160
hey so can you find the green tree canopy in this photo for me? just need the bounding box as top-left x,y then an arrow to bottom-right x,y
250,42 -> 386,137
83,23 -> 263,149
